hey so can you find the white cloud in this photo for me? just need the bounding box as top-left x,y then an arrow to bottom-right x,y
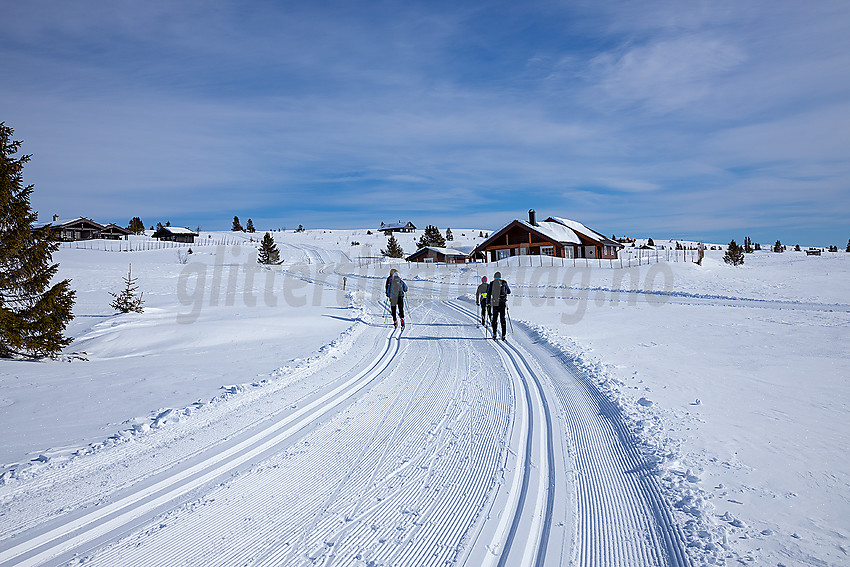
587,35 -> 746,113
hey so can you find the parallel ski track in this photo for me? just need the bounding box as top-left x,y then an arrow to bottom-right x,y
265,304 -> 510,567
452,298 -> 693,566
70,301 -> 513,567
546,348 -> 692,567
445,300 -> 555,567
0,326 -> 407,567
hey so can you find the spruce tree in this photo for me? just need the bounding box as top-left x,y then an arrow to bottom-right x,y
647,237 -> 655,246
232,216 -> 243,231
416,225 -> 446,249
381,234 -> 404,258
258,232 -> 281,264
794,244 -> 801,252
128,217 -> 145,234
773,240 -> 783,253
109,265 -> 144,313
445,228 -> 453,241
744,236 -> 754,253
724,239 -> 745,266
246,218 -> 255,233
0,123 -> 76,358
846,239 -> 850,252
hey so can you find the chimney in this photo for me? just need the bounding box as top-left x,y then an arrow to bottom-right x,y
528,209 -> 537,226
53,214 -> 59,222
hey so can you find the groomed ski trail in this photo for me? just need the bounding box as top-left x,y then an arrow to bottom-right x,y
0,320 -> 408,567
1,295 -> 693,567
447,299 -> 692,567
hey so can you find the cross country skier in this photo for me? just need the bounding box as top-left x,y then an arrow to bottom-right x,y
386,269 -> 408,328
487,271 -> 511,340
475,276 -> 490,327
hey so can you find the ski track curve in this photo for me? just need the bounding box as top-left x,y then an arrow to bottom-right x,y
0,313 -> 409,567
447,300 -> 693,567
2,286 -> 693,566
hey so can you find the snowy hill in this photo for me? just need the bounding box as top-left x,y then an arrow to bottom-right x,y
0,230 -> 847,566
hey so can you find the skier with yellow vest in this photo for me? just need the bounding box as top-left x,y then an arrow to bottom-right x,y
475,276 -> 490,327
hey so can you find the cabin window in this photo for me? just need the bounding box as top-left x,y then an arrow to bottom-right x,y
541,246 -> 554,256
497,249 -> 510,260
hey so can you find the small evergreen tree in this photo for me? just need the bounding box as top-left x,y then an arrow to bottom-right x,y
258,232 -> 281,264
755,242 -> 761,250
109,265 -> 144,313
381,234 -> 404,258
232,216 -> 243,231
0,123 -> 76,358
128,217 -> 145,234
743,236 -> 754,253
246,218 -> 255,233
156,222 -> 163,231
773,240 -> 783,253
724,240 -> 745,265
445,228 -> 453,241
794,244 -> 801,251
846,239 -> 850,252
416,225 -> 446,249
647,237 -> 655,246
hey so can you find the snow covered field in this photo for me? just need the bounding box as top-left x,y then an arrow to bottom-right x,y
0,229 -> 847,566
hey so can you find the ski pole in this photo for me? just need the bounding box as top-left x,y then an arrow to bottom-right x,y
383,298 -> 388,325
404,295 -> 411,323
507,305 -> 514,336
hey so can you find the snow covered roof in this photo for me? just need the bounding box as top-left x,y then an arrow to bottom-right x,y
33,217 -> 101,229
379,221 -> 416,230
414,246 -> 468,256
472,214 -> 622,256
157,226 -> 197,235
516,220 -> 582,245
546,217 -> 620,246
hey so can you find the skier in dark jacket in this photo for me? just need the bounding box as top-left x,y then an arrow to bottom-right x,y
487,271 -> 511,340
475,276 -> 490,327
386,269 -> 408,328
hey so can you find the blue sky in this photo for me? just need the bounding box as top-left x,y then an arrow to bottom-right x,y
2,1 -> 849,245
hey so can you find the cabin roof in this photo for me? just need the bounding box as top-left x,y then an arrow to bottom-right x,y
34,217 -> 103,229
545,217 -> 620,246
155,226 -> 197,235
407,246 -> 468,260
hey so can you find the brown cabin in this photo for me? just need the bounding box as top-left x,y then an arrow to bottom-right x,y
36,217 -> 104,242
379,221 -> 416,235
152,226 -> 198,243
472,210 -> 622,262
98,223 -> 132,240
406,246 -> 469,263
